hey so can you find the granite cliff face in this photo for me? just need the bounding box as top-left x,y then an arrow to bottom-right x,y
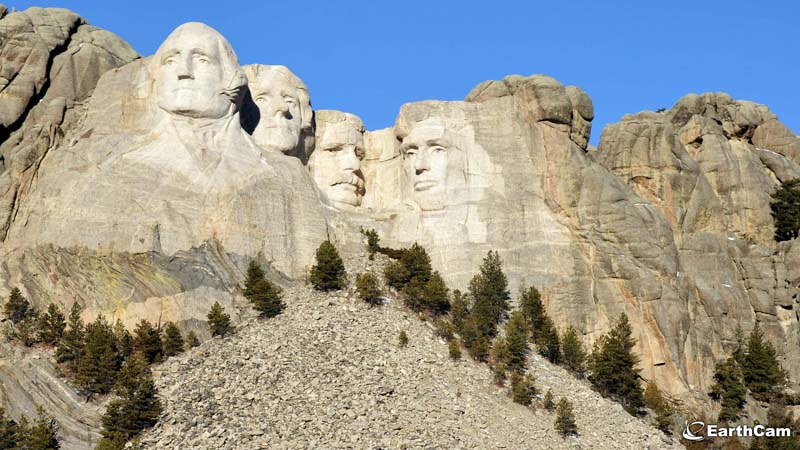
1,5 -> 799,442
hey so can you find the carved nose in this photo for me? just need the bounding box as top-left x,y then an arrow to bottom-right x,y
414,150 -> 430,172
341,148 -> 361,171
176,56 -> 193,79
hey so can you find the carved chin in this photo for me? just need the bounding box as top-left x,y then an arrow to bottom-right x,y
253,127 -> 300,153
414,192 -> 446,211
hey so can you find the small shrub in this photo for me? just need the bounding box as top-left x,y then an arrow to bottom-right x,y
543,389 -> 555,410
244,261 -> 285,318
492,361 -> 508,386
511,372 -> 537,406
207,302 -> 232,337
356,273 -> 382,306
186,331 -> 200,348
310,241 -> 347,291
360,227 -> 380,257
398,331 -> 409,348
555,397 -> 578,437
433,318 -> 455,341
448,340 -> 461,360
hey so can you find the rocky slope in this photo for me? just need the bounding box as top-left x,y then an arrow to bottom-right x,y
140,254 -> 682,450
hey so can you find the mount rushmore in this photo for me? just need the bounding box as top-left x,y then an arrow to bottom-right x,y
2,6 -> 800,416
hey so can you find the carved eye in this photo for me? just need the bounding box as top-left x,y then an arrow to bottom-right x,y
431,145 -> 446,153
163,57 -> 177,66
405,148 -> 417,156
198,57 -> 209,65
327,146 -> 342,153
285,98 -> 296,106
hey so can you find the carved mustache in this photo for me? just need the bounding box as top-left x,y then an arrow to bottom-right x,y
330,172 -> 365,191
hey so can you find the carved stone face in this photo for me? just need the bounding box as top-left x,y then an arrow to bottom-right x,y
154,23 -> 233,119
249,70 -> 303,152
401,120 -> 462,211
310,112 -> 365,207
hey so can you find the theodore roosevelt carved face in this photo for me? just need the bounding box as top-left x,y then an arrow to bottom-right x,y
243,65 -> 313,157
309,110 -> 365,208
153,23 -> 243,120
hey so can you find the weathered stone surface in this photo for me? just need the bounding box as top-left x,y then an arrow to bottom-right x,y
597,92 -> 800,400
309,110 -> 365,209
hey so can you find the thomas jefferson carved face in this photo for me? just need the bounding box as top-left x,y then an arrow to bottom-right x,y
154,23 -> 240,119
400,119 -> 463,211
310,111 -> 365,208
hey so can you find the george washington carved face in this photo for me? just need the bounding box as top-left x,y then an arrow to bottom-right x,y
153,23 -> 243,120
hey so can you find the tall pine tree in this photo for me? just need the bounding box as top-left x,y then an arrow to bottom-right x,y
503,311 -> 529,374
589,313 -> 645,414
741,324 -> 786,402
207,302 -> 232,337
56,303 -> 85,372
78,316 -> 121,396
99,353 -> 162,445
561,326 -> 586,376
133,320 -> 163,365
162,322 -> 185,357
709,356 -> 747,423
37,303 -> 66,345
4,287 -> 31,324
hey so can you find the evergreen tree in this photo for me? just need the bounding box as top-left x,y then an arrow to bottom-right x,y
4,287 -> 31,324
207,302 -> 232,337
56,303 -> 85,371
510,372 -> 537,406
709,356 -> 747,423
100,353 -> 162,443
537,317 -> 561,364
519,286 -> 547,342
450,289 -> 469,335
243,260 -> 266,300
94,432 -> 127,450
644,381 -> 672,434
15,312 -> 40,347
561,326 -> 586,376
26,406 -> 60,450
133,320 -> 163,365
78,315 -> 121,396
448,339 -> 461,360
588,313 -> 645,413
0,407 -> 20,449
186,331 -> 200,348
422,271 -> 450,315
503,311 -> 529,374
398,330 -> 408,348
113,320 -> 134,361
383,261 -> 410,291
742,324 -> 786,402
162,322 -> 185,358
770,178 -> 800,242
360,227 -> 380,258
309,241 -> 347,291
468,251 -> 510,337
543,389 -> 555,411
37,303 -> 66,345
491,338 -> 509,386
356,272 -> 382,306
395,243 -> 433,312
555,397 -> 578,437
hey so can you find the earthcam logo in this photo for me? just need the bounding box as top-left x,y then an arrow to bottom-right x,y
683,420 -> 792,441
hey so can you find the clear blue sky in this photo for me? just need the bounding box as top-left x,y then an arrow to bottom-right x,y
9,1 -> 799,145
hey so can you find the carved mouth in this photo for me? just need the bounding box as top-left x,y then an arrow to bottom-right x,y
414,180 -> 438,191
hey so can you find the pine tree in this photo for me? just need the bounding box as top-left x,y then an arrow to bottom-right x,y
0,407 -> 20,449
742,324 -> 786,402
309,241 -> 347,291
510,372 -> 537,406
398,330 -> 408,348
37,303 -> 66,345
468,251 -> 510,337
186,331 -> 200,348
360,227 -> 380,258
94,432 -> 127,450
243,260 -> 266,300
100,353 -> 162,444
395,243 -> 433,312
4,287 -> 31,324
78,316 -> 121,396
133,319 -> 163,364
383,261 -> 410,291
113,319 -> 134,361
503,311 -> 529,374
356,272 -> 382,306
207,302 -> 232,337
543,389 -> 555,410
422,271 -> 450,315
555,397 -> 578,437
537,317 -> 561,364
26,406 -> 60,450
162,322 -> 185,357
450,289 -> 469,335
709,356 -> 747,423
588,313 -> 645,413
519,286 -> 547,342
56,303 -> 85,371
448,339 -> 461,360
15,312 -> 40,347
770,178 -> 800,242
561,326 -> 586,376
644,381 -> 672,433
